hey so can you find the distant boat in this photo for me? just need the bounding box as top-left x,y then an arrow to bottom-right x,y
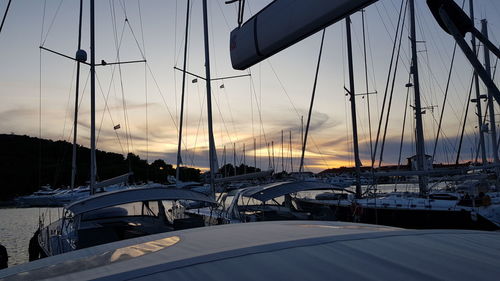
15,185 -> 59,207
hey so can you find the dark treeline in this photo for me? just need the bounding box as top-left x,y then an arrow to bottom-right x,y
0,134 -> 201,200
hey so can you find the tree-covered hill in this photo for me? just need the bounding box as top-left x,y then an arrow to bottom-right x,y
0,134 -> 200,200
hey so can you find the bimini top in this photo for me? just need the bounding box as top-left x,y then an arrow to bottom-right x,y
2,221 -> 500,280
65,185 -> 216,216
242,180 -> 339,202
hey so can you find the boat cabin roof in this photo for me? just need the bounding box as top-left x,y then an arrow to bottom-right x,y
65,185 -> 216,216
3,221 -> 500,280
241,181 -> 340,202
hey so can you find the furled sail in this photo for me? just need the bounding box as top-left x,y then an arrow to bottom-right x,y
230,0 -> 377,70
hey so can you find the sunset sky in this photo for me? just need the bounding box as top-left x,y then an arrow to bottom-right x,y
1,0 -> 500,172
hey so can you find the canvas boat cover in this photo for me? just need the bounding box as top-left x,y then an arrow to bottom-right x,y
2,220 -> 500,281
242,181 -> 341,202
65,185 -> 216,216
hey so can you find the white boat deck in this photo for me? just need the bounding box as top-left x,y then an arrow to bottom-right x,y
2,221 -> 500,280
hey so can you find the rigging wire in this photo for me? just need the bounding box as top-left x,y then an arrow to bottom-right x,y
95,72 -> 125,155
40,0 -> 65,47
299,29 -> 326,173
0,0 -> 12,36
372,0 -> 407,168
109,0 -> 132,159
432,43 -> 458,161
397,75 -> 412,168
361,9 -> 374,166
38,0 -> 47,195
61,62 -> 78,142
137,0 -> 149,179
266,60 -> 330,170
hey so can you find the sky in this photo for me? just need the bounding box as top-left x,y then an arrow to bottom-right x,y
1,0 -> 500,173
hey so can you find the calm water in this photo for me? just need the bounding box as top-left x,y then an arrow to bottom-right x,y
0,184 -> 420,268
0,207 -> 61,267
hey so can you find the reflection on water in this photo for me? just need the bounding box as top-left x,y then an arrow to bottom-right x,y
0,207 -> 61,267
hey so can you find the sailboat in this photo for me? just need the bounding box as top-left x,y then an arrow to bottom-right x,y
228,0 -> 500,230
29,0 -> 219,260
4,1 -> 500,279
292,0 -> 500,230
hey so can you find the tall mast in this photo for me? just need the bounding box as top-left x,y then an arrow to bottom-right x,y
223,145 -> 227,177
281,130 -> 284,172
202,0 -> 217,198
290,130 -> 293,172
254,138 -> 256,170
176,0 -> 191,186
272,141 -> 275,170
243,143 -> 246,174
481,19 -> 499,167
408,0 -> 427,194
71,0 -> 84,190
469,0 -> 487,164
89,0 -> 96,195
233,142 -> 236,176
345,16 -> 362,198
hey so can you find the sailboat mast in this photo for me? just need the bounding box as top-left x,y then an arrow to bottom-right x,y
202,0 -> 218,198
89,0 -> 96,195
223,145 -> 227,177
233,143 -> 236,176
254,138 -> 256,170
481,19 -> 500,166
345,16 -> 362,198
290,130 -> 293,173
281,130 -> 284,172
71,0 -> 84,190
176,0 -> 191,186
469,0 -> 487,164
408,0 -> 427,194
272,141 -> 275,170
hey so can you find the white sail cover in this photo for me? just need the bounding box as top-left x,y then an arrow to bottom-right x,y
2,221 -> 500,280
230,0 -> 377,70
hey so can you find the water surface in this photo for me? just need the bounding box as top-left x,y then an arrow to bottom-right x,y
0,207 -> 61,267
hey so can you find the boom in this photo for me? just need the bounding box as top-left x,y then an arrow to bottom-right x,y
229,0 -> 377,70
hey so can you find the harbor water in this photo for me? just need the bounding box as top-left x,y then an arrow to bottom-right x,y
0,207 -> 61,267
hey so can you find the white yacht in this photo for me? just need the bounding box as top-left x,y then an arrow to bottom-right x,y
30,185 -> 216,259
186,181 -> 337,224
